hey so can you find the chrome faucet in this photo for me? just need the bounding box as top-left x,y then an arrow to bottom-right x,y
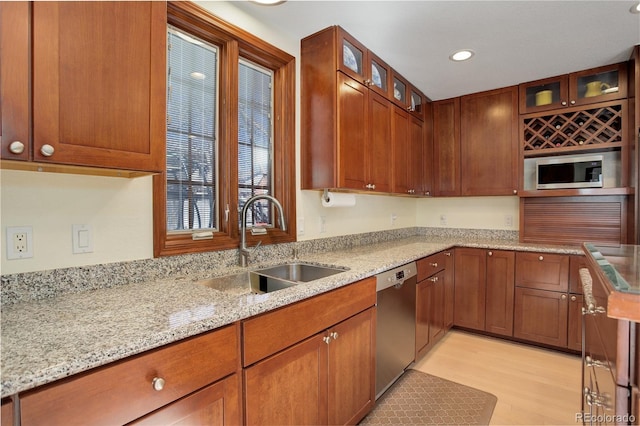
239,194 -> 287,267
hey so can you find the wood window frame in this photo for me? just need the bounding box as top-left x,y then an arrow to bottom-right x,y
154,1 -> 296,257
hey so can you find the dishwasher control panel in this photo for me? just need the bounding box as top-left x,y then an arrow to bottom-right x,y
375,262 -> 417,292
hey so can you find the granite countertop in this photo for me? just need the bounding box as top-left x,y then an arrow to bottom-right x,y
582,243 -> 640,322
0,235 -> 582,398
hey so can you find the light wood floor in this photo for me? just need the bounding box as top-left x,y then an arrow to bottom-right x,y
412,330 -> 583,425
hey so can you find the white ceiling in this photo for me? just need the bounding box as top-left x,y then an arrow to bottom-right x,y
231,0 -> 640,100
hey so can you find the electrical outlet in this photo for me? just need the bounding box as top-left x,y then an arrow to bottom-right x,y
319,216 -> 326,233
505,215 -> 513,228
6,226 -> 33,260
440,215 -> 447,226
390,213 -> 398,226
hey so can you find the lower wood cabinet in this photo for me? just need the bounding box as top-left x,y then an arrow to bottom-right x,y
1,398 -> 12,426
453,248 -> 515,336
513,252 -> 580,349
19,324 -> 241,426
132,374 -> 241,426
242,278 -> 376,425
514,287 -> 569,347
416,250 -> 454,360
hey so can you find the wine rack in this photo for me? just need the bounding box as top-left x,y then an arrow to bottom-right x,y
522,102 -> 623,155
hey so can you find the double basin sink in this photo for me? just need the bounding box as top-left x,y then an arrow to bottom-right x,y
197,262 -> 348,294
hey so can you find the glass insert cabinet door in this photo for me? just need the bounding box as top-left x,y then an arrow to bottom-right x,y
370,59 -> 388,94
520,75 -> 569,113
570,63 -> 627,106
392,76 -> 406,104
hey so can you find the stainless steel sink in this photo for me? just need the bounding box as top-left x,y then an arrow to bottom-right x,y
254,262 -> 347,283
196,271 -> 297,295
195,263 -> 347,295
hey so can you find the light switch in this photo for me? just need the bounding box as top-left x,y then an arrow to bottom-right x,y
72,224 -> 93,254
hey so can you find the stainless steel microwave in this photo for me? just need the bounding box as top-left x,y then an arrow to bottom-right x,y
536,155 -> 603,189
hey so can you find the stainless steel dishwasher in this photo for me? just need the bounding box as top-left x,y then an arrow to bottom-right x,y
375,261 -> 417,399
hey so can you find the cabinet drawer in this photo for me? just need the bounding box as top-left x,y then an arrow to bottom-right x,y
515,252 -> 569,292
417,251 -> 447,281
243,277 -> 376,367
20,324 -> 239,426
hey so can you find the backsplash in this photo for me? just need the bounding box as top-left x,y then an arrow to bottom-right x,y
1,227 -> 518,305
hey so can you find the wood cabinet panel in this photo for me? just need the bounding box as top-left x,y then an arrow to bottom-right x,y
243,278 -> 376,366
453,248 -> 486,330
368,91 -> 393,193
443,249 -> 455,329
485,250 -> 515,336
417,251 -> 447,281
338,73 -> 368,190
569,255 -> 587,294
21,324 -> 239,426
0,1 -> 31,161
428,270 -> 446,344
460,86 -> 518,196
567,293 -> 583,352
31,2 -> 166,171
515,251 -> 570,292
131,374 -> 241,426
244,307 -> 375,426
327,309 -> 375,425
416,278 -> 431,355
1,398 -> 12,426
432,98 -> 461,196
244,333 -> 328,425
392,106 -> 411,194
513,287 -> 568,347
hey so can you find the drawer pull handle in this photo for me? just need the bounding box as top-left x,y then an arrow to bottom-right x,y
330,332 -> 339,340
430,262 -> 438,268
538,256 -> 544,261
445,252 -> 451,257
9,141 -> 25,154
152,377 -> 165,391
579,268 -> 605,315
428,276 -> 439,282
40,144 -> 55,157
584,387 -> 611,409
585,356 -> 610,371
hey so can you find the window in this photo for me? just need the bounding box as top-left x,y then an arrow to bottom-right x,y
154,2 -> 296,257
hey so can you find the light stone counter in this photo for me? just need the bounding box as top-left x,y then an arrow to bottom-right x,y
0,231 -> 582,398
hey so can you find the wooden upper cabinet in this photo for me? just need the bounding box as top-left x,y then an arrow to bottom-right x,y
367,91 -> 393,193
31,2 -> 166,171
0,2 -> 31,161
409,115 -> 425,194
422,101 -> 434,196
519,62 -> 628,114
460,86 -> 519,196
432,98 -> 461,196
391,106 -> 410,194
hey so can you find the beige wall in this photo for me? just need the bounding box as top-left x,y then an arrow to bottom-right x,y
0,1 -> 519,275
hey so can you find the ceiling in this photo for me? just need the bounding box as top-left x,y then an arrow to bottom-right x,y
230,0 -> 640,100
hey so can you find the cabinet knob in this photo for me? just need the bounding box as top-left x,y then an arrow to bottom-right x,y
570,295 -> 577,302
330,331 -> 339,340
488,251 -> 493,256
512,189 -> 517,194
430,262 -> 438,268
561,100 -> 568,106
428,276 -> 439,282
425,191 -> 430,196
323,336 -> 331,344
152,377 -> 165,391
40,144 -> 55,157
561,294 -> 567,300
9,141 -> 25,154
445,252 -> 451,257
570,100 -> 576,105
538,255 -> 544,261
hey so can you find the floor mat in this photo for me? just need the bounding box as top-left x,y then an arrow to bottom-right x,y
360,369 -> 498,425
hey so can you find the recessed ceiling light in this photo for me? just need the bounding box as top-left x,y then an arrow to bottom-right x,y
250,0 -> 287,5
450,49 -> 474,62
630,2 -> 640,13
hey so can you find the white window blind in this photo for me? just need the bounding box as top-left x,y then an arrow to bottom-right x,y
238,59 -> 274,228
166,27 -> 218,232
